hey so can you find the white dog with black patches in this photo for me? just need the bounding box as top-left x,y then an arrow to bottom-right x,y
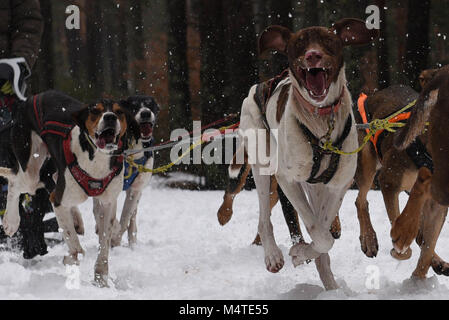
0,91 -> 140,287
102,95 -> 160,248
238,19 -> 377,290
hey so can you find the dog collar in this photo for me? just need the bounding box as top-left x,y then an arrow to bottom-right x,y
293,86 -> 344,116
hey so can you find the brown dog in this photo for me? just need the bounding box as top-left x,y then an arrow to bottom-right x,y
391,65 -> 449,278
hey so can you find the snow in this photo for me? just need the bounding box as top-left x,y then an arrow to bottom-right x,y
1,180 -> 449,300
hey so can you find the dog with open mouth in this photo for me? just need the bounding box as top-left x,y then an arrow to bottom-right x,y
102,95 -> 160,248
237,18 -> 377,290
0,90 -> 140,287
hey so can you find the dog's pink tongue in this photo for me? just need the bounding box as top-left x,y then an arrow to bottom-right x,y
306,70 -> 326,96
97,138 -> 106,149
140,123 -> 152,137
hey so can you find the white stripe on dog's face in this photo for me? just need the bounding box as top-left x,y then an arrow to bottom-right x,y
135,105 -> 155,124
136,105 -> 155,140
95,111 -> 121,151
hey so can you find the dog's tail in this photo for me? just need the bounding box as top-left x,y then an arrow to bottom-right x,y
0,167 -> 14,179
217,147 -> 250,226
394,73 -> 442,150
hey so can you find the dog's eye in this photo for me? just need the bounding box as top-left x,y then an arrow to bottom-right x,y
90,108 -> 101,115
115,109 -> 124,116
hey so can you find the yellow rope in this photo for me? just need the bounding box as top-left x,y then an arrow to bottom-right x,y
320,99 -> 417,156
125,98 -> 418,174
125,123 -> 238,176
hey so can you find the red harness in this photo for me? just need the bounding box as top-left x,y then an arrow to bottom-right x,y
63,134 -> 123,197
32,94 -> 124,197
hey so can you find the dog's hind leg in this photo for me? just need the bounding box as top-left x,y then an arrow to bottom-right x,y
217,152 -> 251,226
112,188 -> 141,247
354,145 -> 379,258
277,184 -> 304,245
315,253 -> 338,290
128,209 -> 137,247
413,199 -> 448,278
253,165 -> 284,273
2,179 -> 21,236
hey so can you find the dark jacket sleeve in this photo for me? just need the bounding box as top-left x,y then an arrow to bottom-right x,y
10,0 -> 43,68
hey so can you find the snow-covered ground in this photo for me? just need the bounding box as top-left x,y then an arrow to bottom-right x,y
1,179 -> 449,300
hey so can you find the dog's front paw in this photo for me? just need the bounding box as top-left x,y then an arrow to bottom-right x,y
330,215 -> 341,239
93,273 -> 109,288
431,255 -> 449,276
2,211 -> 20,237
390,248 -> 412,260
264,245 -> 284,273
289,243 -> 311,266
111,236 -> 121,248
359,228 -> 379,258
391,214 -> 419,255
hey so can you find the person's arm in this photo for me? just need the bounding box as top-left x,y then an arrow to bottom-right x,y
10,0 -> 43,69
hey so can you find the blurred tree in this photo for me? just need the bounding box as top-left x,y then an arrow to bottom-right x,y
64,0 -> 83,86
31,0 -> 54,92
86,1 -> 105,97
223,0 -> 258,114
117,2 -> 130,96
199,0 -> 228,189
269,0 -> 293,28
130,0 -> 147,94
167,0 -> 192,132
405,0 -> 430,89
303,0 -> 319,27
376,0 -> 389,89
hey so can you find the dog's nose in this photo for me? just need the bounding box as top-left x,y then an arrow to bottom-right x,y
140,111 -> 152,121
103,112 -> 117,123
305,50 -> 322,67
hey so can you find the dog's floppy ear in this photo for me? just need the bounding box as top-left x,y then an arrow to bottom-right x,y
330,18 -> 379,46
71,106 -> 90,132
148,97 -> 160,118
419,68 -> 439,89
123,106 -> 141,142
259,25 -> 292,56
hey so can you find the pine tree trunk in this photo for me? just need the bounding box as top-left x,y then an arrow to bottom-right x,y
86,1 -> 105,97
130,0 -> 146,94
117,1 -> 129,95
269,0 -> 293,28
223,0 -> 258,115
303,0 -> 319,27
405,0 -> 430,89
31,0 -> 54,92
376,0 -> 389,89
167,0 -> 192,132
199,0 -> 228,189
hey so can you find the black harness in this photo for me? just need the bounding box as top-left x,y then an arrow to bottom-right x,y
299,116 -> 352,184
253,71 -> 351,184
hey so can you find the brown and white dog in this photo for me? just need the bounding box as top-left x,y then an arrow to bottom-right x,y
390,65 -> 449,278
237,19 -> 377,290
0,90 -> 139,287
